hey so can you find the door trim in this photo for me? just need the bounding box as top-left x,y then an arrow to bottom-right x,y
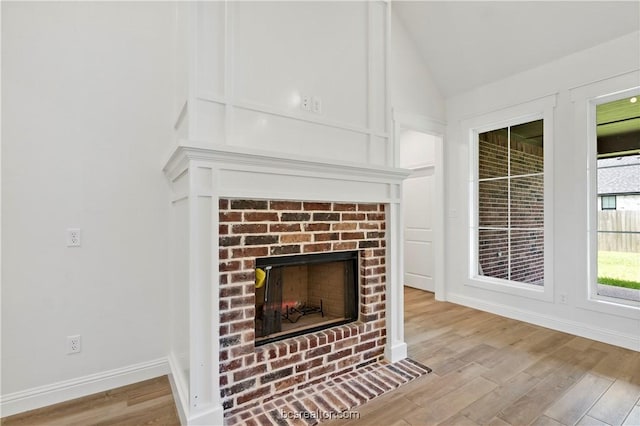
393,108 -> 446,301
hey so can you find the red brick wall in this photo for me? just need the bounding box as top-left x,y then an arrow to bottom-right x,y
218,199 -> 387,415
478,131 -> 544,285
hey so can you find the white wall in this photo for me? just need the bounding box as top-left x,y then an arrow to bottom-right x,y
1,0 -> 174,404
390,10 -> 445,123
173,2 -> 190,142
444,32 -> 640,349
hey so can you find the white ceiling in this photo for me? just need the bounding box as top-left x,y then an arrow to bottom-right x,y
393,1 -> 640,97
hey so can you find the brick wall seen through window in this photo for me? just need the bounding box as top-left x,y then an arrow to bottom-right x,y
477,119 -> 545,285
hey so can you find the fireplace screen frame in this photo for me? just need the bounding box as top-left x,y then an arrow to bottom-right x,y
254,250 -> 360,346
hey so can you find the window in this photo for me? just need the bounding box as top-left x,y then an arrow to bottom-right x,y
476,120 -> 544,285
466,95 -> 554,301
571,74 -> 638,316
593,95 -> 639,304
601,195 -> 617,210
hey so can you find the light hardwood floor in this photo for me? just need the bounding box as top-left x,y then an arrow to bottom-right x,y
0,376 -> 180,426
328,287 -> 640,426
3,287 -> 639,425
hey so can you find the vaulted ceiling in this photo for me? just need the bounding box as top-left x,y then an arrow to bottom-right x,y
394,1 -> 640,98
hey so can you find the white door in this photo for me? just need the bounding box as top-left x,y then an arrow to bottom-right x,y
400,130 -> 439,293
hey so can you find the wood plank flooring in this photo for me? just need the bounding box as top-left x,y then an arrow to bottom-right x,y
2,287 -> 639,425
0,376 -> 180,426
328,287 -> 640,426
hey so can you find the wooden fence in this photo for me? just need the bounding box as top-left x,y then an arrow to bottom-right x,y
598,211 -> 640,252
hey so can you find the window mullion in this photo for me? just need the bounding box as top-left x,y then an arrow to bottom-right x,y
507,126 -> 512,280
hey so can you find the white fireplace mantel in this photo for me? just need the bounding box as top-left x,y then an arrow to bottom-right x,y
163,143 -> 410,200
163,143 -> 410,425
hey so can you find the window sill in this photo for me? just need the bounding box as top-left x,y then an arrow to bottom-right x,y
576,285 -> 640,320
597,284 -> 640,303
467,275 -> 553,302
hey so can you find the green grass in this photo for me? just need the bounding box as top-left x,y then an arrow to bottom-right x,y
598,251 -> 640,290
598,277 -> 640,290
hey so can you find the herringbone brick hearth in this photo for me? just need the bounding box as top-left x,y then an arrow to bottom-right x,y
225,358 -> 431,425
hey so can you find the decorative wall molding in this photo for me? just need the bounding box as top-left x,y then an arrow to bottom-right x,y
196,93 -> 389,139
174,100 -> 188,131
392,108 -> 446,134
0,358 -> 169,418
180,2 -> 393,166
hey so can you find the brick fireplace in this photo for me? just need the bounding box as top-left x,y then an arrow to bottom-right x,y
218,199 -> 388,414
163,146 -> 410,424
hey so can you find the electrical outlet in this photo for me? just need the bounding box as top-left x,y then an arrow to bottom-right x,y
311,96 -> 322,114
67,335 -> 81,354
559,293 -> 568,304
301,95 -> 311,111
67,228 -> 81,247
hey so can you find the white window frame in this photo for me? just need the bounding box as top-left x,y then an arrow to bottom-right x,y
465,95 -> 555,302
585,86 -> 640,312
569,70 -> 639,318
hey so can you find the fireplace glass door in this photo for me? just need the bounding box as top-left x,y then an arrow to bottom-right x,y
255,251 -> 358,345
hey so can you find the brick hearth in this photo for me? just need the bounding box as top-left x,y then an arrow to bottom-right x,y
218,199 -> 388,416
225,358 -> 432,425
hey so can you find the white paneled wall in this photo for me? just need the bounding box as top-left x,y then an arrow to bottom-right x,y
176,1 -> 391,166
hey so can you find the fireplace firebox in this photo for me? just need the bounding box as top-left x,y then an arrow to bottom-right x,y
254,251 -> 359,345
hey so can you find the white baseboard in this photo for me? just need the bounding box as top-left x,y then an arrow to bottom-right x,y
167,352 -> 224,426
447,292 -> 640,351
167,352 -> 189,425
0,357 -> 169,418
